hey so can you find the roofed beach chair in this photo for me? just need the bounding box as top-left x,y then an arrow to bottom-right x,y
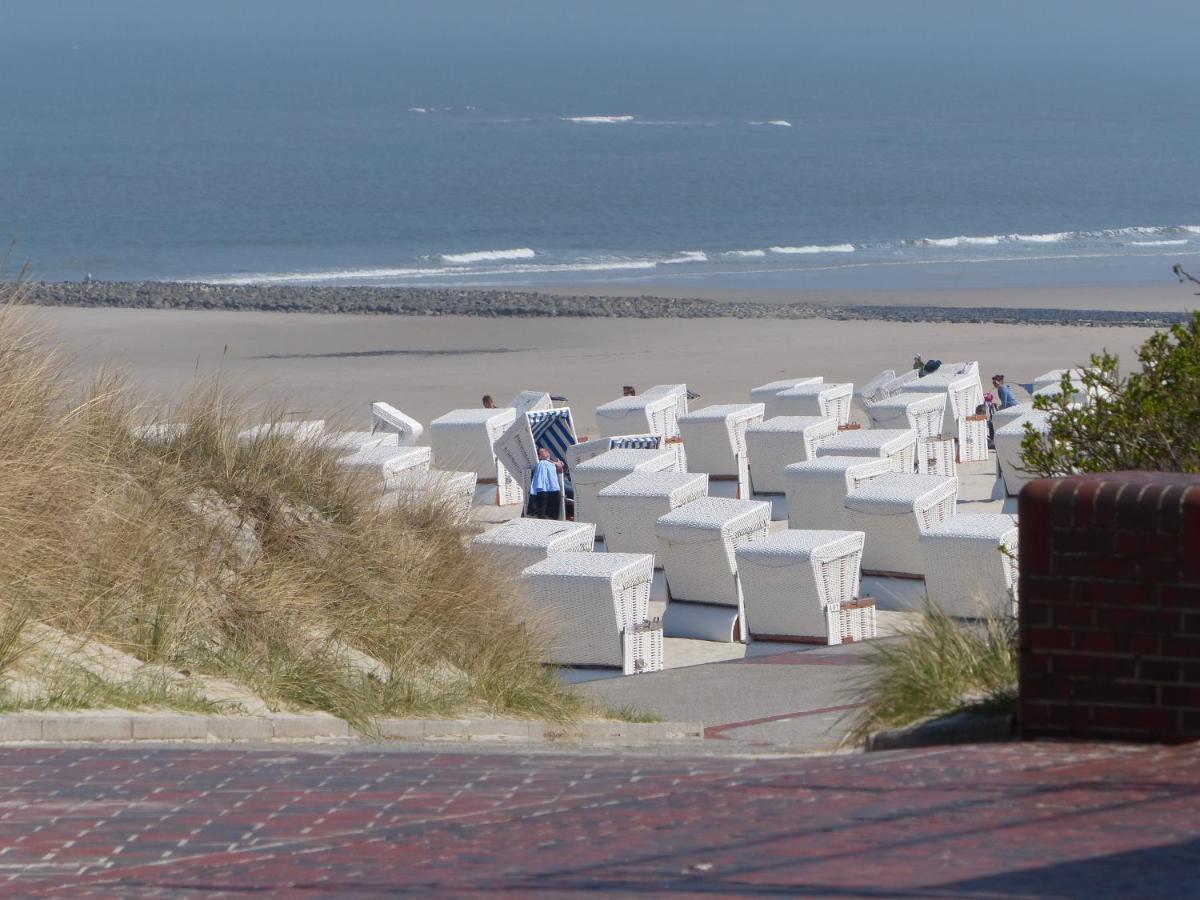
772,382 -> 854,426
370,402 -> 424,446
595,392 -> 680,440
519,551 -> 660,672
339,445 -> 432,485
783,455 -> 894,531
736,529 -> 874,644
378,469 -> 477,522
750,377 -> 823,418
472,518 -> 596,571
493,407 -> 579,511
596,471 -> 708,566
509,390 -> 553,416
642,383 -> 691,423
844,474 -> 958,577
430,407 -> 522,506
921,513 -> 1019,618
237,420 -> 325,447
864,392 -> 946,441
572,448 -> 678,536
995,410 -> 1051,497
745,416 -> 839,496
904,364 -> 984,436
677,403 -> 764,499
815,427 -> 918,474
656,497 -> 771,642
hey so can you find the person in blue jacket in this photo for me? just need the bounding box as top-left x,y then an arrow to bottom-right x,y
992,374 -> 1018,409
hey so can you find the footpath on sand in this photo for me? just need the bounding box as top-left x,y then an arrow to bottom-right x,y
1,741 -> 1196,895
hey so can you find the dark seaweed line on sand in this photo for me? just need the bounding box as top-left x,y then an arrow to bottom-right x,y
17,282 -> 1189,328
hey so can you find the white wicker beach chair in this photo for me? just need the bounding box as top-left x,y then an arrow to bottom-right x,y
430,407 -> 522,506
816,428 -> 918,474
370,402 -> 423,446
237,420 -> 325,447
572,448 -> 678,534
865,392 -> 947,441
509,390 -> 553,416
844,474 -> 959,577
325,431 -> 398,453
642,384 -> 690,423
339,445 -> 432,484
995,410 -> 1051,497
958,413 -> 991,463
1032,368 -> 1087,394
917,437 -> 958,478
378,469 -> 477,521
750,377 -> 823,418
921,513 -> 1019,618
677,403 -> 765,499
878,368 -> 922,398
596,471 -> 708,565
992,402 -> 1035,430
857,369 -> 897,405
595,393 -> 680,440
492,406 -> 579,509
519,551 -> 657,671
783,455 -> 895,531
736,529 -> 873,644
656,497 -> 772,642
772,382 -> 854,426
905,365 -> 984,435
745,416 -> 839,495
472,518 -> 595,572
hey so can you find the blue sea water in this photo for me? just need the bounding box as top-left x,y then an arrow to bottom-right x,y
2,0 -> 1198,291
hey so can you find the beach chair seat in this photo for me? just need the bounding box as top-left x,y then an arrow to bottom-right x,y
656,497 -> 772,642
430,407 -> 522,506
472,518 -> 596,571
520,551 -> 657,671
378,469 -> 477,520
816,428 -> 918,473
237,420 -> 324,447
339,445 -> 432,484
772,382 -> 854,426
957,413 -> 991,463
595,393 -> 680,440
572,448 -> 678,535
750,377 -> 823,418
370,402 -> 424,446
864,392 -> 946,441
783,455 -> 894,531
844,474 -> 958,577
677,403 -> 764,499
921,513 -> 1019,618
596,471 -> 708,565
736,529 -> 873,644
745,416 -> 839,495
995,410 -> 1051,497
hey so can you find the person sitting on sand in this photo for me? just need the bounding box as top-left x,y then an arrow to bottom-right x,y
527,448 -> 563,520
622,385 -> 637,397
991,375 -> 1017,409
481,394 -> 495,409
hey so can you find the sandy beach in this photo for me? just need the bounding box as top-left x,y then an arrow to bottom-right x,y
26,297 -> 1165,436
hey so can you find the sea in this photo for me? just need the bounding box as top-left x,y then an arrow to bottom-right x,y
3,1 -> 1198,292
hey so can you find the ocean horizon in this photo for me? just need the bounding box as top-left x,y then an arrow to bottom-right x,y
3,0 -> 1198,292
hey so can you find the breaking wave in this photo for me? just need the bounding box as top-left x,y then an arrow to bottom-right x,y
441,248 -> 536,264
561,115 -> 634,124
769,244 -> 856,254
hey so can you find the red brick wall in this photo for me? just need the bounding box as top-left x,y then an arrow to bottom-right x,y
1019,472 -> 1200,743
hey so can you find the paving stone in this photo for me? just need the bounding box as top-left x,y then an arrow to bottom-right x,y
130,714 -> 209,741
421,719 -> 543,741
0,715 -> 44,741
267,712 -> 352,740
39,712 -> 134,742
207,716 -> 275,742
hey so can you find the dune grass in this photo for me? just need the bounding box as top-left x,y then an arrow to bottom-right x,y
847,600 -> 1017,743
0,292 -> 585,727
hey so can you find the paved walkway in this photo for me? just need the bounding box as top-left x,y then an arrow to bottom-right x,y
1,741 -> 1196,896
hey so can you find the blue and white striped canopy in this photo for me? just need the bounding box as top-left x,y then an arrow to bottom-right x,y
528,408 -> 577,466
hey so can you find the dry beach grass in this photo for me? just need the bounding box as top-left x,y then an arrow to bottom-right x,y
0,292 -> 583,727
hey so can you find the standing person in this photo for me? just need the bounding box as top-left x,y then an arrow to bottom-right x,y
991,375 -> 1017,409
481,395 -> 495,409
527,448 -> 563,519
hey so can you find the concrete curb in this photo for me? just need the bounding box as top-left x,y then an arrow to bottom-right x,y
865,712 -> 1015,752
0,712 -> 704,745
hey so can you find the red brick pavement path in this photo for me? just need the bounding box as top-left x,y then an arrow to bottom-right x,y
0,742 -> 1195,897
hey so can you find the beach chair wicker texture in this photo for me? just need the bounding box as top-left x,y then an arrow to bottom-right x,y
655,497 -> 771,609
677,403 -> 765,493
378,469 -> 477,521
844,474 -> 959,577
595,393 -> 680,439
857,369 -> 897,405
324,431 -> 398,453
865,391 -> 946,441
736,529 -> 868,643
339,445 -> 432,483
572,448 -> 678,533
750,377 -> 823,418
520,551 -> 655,668
430,407 -> 521,504
642,383 -> 691,425
918,437 -> 958,478
370,402 -> 424,446
472,518 -> 596,572
745,415 -> 839,495
958,414 -> 991,463
921,513 -> 1019,618
816,428 -> 918,473
783,455 -> 894,531
596,471 -> 709,565
510,390 -> 553,416
237,420 -> 325,447
773,382 -> 854,426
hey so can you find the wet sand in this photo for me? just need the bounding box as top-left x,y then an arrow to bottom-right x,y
27,305 -> 1158,436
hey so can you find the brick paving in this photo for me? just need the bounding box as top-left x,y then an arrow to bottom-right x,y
0,742 -> 1194,896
